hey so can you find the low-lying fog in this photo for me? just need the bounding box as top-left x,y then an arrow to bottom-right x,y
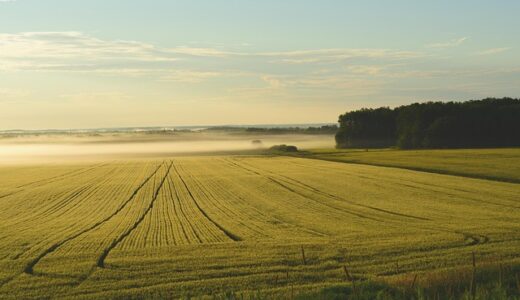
0,132 -> 334,164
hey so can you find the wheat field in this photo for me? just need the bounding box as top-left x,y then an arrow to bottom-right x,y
0,156 -> 519,298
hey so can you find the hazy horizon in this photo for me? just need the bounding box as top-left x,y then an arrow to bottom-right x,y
1,0 -> 520,130
0,131 -> 335,164
0,122 -> 336,132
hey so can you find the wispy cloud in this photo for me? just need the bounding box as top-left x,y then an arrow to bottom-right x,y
346,65 -> 387,76
170,47 -> 231,57
260,49 -> 423,64
0,31 -> 426,86
159,70 -> 222,83
2,30 -> 517,106
0,32 -> 230,82
426,37 -> 469,49
474,47 -> 511,56
0,32 -> 424,65
0,32 -> 177,61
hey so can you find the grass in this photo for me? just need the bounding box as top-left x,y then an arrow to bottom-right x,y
298,148 -> 520,183
297,263 -> 520,299
0,155 -> 518,298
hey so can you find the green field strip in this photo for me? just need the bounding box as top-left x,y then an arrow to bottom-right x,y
302,148 -> 520,183
311,161 -> 520,210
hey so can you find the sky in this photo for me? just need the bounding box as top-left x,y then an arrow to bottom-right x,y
0,0 -> 519,130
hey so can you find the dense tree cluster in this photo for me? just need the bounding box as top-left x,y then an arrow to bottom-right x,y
205,125 -> 338,135
245,125 -> 338,135
336,98 -> 520,149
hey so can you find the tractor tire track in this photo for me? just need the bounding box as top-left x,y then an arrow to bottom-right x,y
239,159 -> 430,221
212,161 -> 327,237
382,179 -> 520,210
167,174 -> 203,244
288,159 -> 519,210
238,159 -> 490,247
96,161 -> 173,268
22,162 -> 165,275
280,174 -> 431,221
0,163 -> 107,201
15,163 -> 108,189
171,163 -> 241,242
178,163 -> 269,239
222,187 -> 328,238
2,166 -> 122,240
225,159 -> 384,223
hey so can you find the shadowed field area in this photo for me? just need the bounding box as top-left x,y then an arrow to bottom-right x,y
0,155 -> 519,298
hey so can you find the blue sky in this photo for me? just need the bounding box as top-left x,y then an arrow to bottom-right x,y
1,0 -> 519,129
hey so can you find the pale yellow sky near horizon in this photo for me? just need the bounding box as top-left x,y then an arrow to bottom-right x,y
1,1 -> 519,130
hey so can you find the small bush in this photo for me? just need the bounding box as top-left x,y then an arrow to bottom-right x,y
269,144 -> 298,152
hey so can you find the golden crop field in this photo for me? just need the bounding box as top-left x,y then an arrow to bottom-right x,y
0,156 -> 519,299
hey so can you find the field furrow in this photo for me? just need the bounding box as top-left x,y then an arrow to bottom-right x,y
97,162 -> 173,267
0,161 -> 165,284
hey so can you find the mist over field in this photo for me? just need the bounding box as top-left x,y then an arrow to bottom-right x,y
0,133 -> 334,164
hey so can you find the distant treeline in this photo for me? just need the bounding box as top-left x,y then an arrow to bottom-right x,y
207,125 -> 338,135
336,98 -> 520,149
245,125 -> 338,134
